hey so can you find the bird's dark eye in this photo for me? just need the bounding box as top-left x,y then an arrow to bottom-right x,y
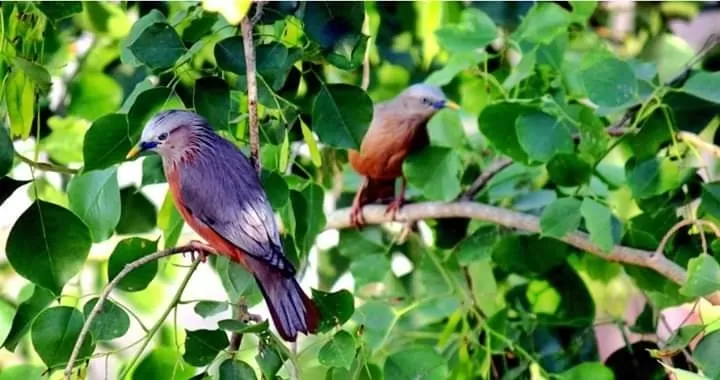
421,97 -> 431,105
158,132 -> 169,141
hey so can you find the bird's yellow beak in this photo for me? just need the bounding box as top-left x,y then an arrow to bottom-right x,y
445,100 -> 461,110
126,145 -> 142,160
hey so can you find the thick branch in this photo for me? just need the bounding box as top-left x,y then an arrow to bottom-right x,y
241,4 -> 263,176
63,245 -> 197,379
325,202 -> 720,306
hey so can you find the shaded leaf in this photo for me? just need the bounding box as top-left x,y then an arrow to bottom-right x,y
116,187 -> 158,234
194,301 -> 228,318
218,359 -> 257,380
319,330 -> 356,369
10,57 -> 51,93
435,8 -> 496,53
31,306 -> 95,370
312,289 -> 354,333
0,177 -> 30,207
404,146 -> 462,201
217,319 -> 269,334
210,256 -> 262,307
384,347 -> 449,380
132,347 -> 196,380
141,156 -> 166,187
515,3 -> 571,44
541,197 -> 582,239
0,125 -> 14,177
255,345 -> 284,379
559,362 -> 614,380
36,2 -> 82,23
183,329 -> 229,367
311,84 -> 373,150
129,22 -> 187,71
82,298 -> 130,341
195,77 -> 230,131
107,238 -> 159,292
694,330 -> 720,379
3,285 -> 55,351
6,201 -> 91,295
580,198 -> 615,252
68,72 -> 123,121
581,55 -> 638,108
455,226 -> 500,264
679,254 -> 720,297
67,168 -> 121,242
547,153 -> 592,187
83,113 -> 132,172
683,71 -> 720,103
479,102 -> 531,164
120,10 -> 166,66
515,110 -> 573,162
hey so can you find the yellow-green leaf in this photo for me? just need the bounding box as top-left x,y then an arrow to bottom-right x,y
6,70 -> 36,139
301,120 -> 322,167
279,129 -> 289,172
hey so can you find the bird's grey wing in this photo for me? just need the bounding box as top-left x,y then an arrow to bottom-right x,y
179,147 -> 294,275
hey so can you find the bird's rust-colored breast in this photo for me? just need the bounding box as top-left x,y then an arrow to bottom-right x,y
166,167 -> 249,267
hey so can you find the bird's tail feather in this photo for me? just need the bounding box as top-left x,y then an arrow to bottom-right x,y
249,260 -> 319,342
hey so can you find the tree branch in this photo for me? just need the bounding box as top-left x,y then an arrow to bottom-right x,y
16,152 -> 78,175
64,245 -> 198,379
325,202 -> 720,306
241,2 -> 264,176
459,158 -> 513,201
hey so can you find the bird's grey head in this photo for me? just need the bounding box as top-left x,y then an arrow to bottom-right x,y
127,109 -> 210,160
395,83 -> 460,115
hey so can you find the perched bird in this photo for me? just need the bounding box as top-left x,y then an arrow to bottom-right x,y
348,83 -> 460,227
126,110 -> 319,342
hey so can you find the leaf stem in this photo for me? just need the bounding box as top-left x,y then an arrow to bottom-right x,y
63,245 -> 198,380
15,152 -> 79,175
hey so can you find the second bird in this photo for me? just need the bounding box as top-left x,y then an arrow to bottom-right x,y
348,83 -> 460,227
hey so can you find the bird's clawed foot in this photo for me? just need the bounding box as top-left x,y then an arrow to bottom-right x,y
385,197 -> 405,221
350,204 -> 366,229
186,240 -> 218,263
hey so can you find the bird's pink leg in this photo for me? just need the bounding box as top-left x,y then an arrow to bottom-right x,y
186,240 -> 218,263
385,177 -> 407,221
350,178 -> 368,228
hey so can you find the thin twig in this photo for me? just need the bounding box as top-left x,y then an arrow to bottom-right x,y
15,152 -> 78,175
241,2 -> 264,176
229,297 -> 263,353
324,202 -> 720,305
655,219 -> 720,257
63,245 -> 199,379
360,11 -> 371,91
459,158 -> 513,201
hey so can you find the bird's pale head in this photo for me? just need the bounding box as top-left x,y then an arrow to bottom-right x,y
394,83 -> 461,117
126,110 -> 209,161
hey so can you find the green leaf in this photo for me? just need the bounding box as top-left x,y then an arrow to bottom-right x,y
302,2 -> 364,49
626,157 -> 685,199
319,330 -> 356,369
260,170 -> 289,209
6,201 -> 91,296
547,154 -> 592,187
82,298 -> 130,341
217,319 -> 269,334
0,177 -> 30,207
210,256 -> 262,306
291,183 -> 326,257
455,226 -> 500,264
218,359 -> 257,380
3,285 -> 55,351
107,238 -> 159,292
312,289 -> 354,333
581,56 -> 638,108
404,146 -> 462,201
42,116 -> 90,165
352,301 -> 394,351
158,192 -> 184,249
68,72 -> 123,121
681,71 -> 720,103
0,299 -> 16,347
215,39 -> 293,78
515,110 -> 573,162
350,254 -> 391,287
193,301 -> 228,318
67,168 -> 121,242
435,8 -> 497,53
326,33 -> 368,71
541,198 -> 583,239
700,182 -> 720,220
515,3 -> 571,44
195,77 -> 230,131
570,1 -> 598,23
132,347 -> 196,380
10,57 -> 51,93
127,87 -> 185,145
694,330 -> 720,379
128,22 -> 187,71
427,109 -> 465,149
663,324 -> 704,353
580,198 -> 615,252
183,329 -> 229,367
31,306 -> 95,370
83,113 -> 132,172
116,187 -> 158,234
301,120 -> 322,167
479,102 -> 531,164
311,84 -> 373,150
36,2 -> 82,23
493,235 -> 569,275
0,364 -> 43,380
255,345 -> 284,379
121,10 -> 166,66
559,362 -> 614,380
426,51 -> 488,86
84,2 -> 131,39
6,69 -> 35,139
142,155 -> 166,187
0,124 -> 14,177
679,254 -> 720,297
384,347 -> 449,380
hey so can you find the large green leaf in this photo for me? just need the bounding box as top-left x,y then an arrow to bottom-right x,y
302,2 -> 364,49
435,8 -> 496,53
6,69 -> 35,139
679,254 -> 720,298
194,77 -> 230,131
311,84 -> 373,150
547,153 -> 592,187
319,330 -> 356,370
514,2 -> 571,44
0,299 -> 17,348
82,298 -> 130,341
682,71 -> 720,103
120,10 -> 166,66
36,2 -> 82,23
540,197 -> 582,239
218,359 -> 257,380
515,110 -> 573,163
107,238 -> 159,292
132,347 -> 196,380
183,329 -> 229,367
312,289 -> 354,333
404,146 -> 462,201
210,256 -> 262,307
127,87 -> 185,145
384,347 -> 449,380
3,285 -> 55,351
42,116 -> 90,165
694,330 -> 720,379
128,22 -> 187,71
581,55 -> 638,108
290,183 -> 326,257
0,365 -> 43,380
10,57 -> 51,94
6,201 -> 91,296
580,198 -> 615,253
30,306 -> 95,370
67,168 -> 121,242
68,72 -> 123,121
478,102 -> 532,164
116,187 -> 158,234
83,113 -> 132,172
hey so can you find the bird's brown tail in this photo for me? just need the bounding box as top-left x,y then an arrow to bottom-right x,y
249,259 -> 319,342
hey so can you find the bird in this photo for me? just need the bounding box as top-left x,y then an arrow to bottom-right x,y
348,83 -> 460,227
125,110 -> 319,342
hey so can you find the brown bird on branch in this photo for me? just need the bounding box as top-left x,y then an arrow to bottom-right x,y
348,84 -> 460,227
